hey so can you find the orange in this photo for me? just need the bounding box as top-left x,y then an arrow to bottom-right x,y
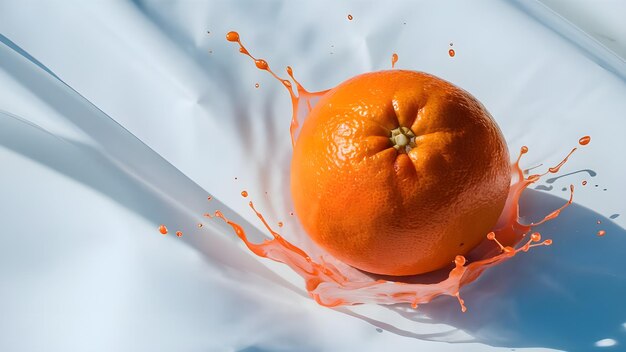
290,70 -> 511,276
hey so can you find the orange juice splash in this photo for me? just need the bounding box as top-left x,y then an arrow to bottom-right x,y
184,32 -> 589,312
226,31 -> 329,146
391,53 -> 399,68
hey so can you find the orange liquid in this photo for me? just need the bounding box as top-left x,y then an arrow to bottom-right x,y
449,49 -> 455,57
391,53 -> 398,68
347,14 -> 353,21
158,224 -> 168,235
579,135 -> 591,145
198,32 -> 591,311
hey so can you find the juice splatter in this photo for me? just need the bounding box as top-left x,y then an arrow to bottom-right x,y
582,180 -> 588,186
176,231 -> 183,238
226,31 -> 329,146
159,224 -> 168,235
255,83 -> 260,88
212,144 -> 573,310
241,190 -> 248,198
449,49 -> 455,57
278,222 -> 284,228
597,230 -> 606,237
347,14 -> 353,21
209,32 -> 588,311
391,53 -> 398,68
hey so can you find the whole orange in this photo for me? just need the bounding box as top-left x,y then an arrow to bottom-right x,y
290,70 -> 511,276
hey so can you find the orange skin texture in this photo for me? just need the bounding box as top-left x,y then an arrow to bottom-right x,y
290,70 -> 511,276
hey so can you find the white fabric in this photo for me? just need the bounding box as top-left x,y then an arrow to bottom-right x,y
1,1 -> 625,351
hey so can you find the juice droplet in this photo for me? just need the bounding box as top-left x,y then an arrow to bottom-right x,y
226,31 -> 239,42
255,83 -> 260,88
198,223 -> 204,228
448,49 -> 455,57
548,148 -> 577,173
582,180 -> 588,186
278,221 -> 284,228
530,232 -> 541,242
289,212 -> 294,216
391,53 -> 398,69
203,212 -> 213,218
176,231 -> 183,238
454,255 -> 466,266
520,146 -> 529,154
579,135 -> 591,145
207,196 -> 212,201
255,59 -> 269,70
597,230 -> 606,236
241,190 -> 248,198
158,224 -> 168,235
347,14 -> 353,21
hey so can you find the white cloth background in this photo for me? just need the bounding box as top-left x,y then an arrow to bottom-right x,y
1,1 -> 625,351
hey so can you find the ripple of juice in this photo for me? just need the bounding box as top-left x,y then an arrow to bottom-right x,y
200,32 -> 589,312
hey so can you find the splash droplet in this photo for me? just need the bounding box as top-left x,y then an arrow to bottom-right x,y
391,53 -> 398,68
158,225 -> 168,235
347,14 -> 353,21
241,190 -> 249,198
176,231 -> 183,238
255,83 -> 260,88
582,180 -> 588,186
448,49 -> 455,57
597,230 -> 606,237
579,135 -> 591,146
226,31 -> 239,42
278,221 -> 284,228
255,59 -> 269,70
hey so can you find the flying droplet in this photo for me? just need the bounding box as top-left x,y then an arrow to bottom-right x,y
579,135 -> 591,146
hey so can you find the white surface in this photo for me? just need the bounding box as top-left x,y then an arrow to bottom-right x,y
1,1 -> 625,351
